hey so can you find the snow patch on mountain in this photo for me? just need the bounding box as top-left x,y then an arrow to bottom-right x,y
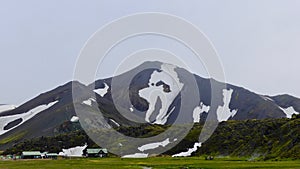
162,106 -> 176,124
279,106 -> 299,118
217,89 -> 238,122
172,142 -> 202,157
109,119 -> 120,127
139,64 -> 183,125
261,95 -> 274,102
122,153 -> 148,158
0,100 -> 58,135
0,105 -> 16,113
129,105 -> 134,112
93,83 -> 109,97
82,98 -> 96,106
61,144 -> 87,157
70,116 -> 79,122
138,138 -> 170,152
193,103 -> 210,123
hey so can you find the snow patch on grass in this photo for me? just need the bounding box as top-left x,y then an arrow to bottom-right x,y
172,142 -> 202,157
61,144 -> 87,157
138,138 -> 170,152
122,153 -> 148,158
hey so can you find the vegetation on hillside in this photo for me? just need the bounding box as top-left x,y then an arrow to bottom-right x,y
197,114 -> 300,160
2,114 -> 300,160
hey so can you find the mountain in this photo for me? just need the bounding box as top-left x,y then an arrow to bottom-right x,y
0,61 -> 299,150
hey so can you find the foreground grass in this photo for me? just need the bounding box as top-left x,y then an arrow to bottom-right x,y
0,157 -> 300,169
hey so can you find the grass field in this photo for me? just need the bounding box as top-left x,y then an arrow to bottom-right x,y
0,157 -> 300,169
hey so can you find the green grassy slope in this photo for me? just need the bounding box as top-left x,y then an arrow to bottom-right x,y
2,115 -> 300,160
0,157 -> 300,169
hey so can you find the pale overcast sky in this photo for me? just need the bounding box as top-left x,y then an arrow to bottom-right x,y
1,0 -> 300,105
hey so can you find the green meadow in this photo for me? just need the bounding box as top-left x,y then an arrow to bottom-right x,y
0,157 -> 300,169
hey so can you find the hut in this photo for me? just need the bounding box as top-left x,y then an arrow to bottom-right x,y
46,153 -> 58,159
21,151 -> 41,159
85,148 -> 108,157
